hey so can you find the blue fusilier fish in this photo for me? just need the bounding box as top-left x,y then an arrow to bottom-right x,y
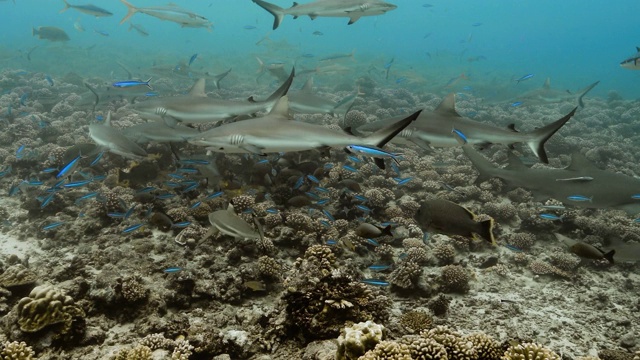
42,221 -> 64,231
45,74 -> 54,86
567,195 -> 592,202
515,73 -> 534,84
510,101 -> 523,107
188,53 -> 198,66
394,177 -> 412,186
368,264 -> 391,271
451,128 -> 468,145
539,213 -> 564,222
112,78 -> 153,90
360,278 -> 390,287
163,267 -> 182,273
123,223 -> 145,233
56,155 -> 82,179
345,144 -> 402,169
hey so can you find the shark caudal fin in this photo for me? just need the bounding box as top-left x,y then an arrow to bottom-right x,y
364,110 -> 421,148
462,146 -> 500,184
253,0 -> 286,30
210,68 -> 232,90
119,0 -> 139,24
526,107 -> 577,164
576,81 -> 599,108
60,0 -> 71,13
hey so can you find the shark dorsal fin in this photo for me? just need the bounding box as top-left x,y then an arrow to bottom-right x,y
188,78 -> 207,97
434,93 -> 461,117
105,110 -> 112,127
507,124 -> 519,132
636,46 -> 640,52
227,203 -> 235,213
567,152 -> 600,172
301,77 -> 314,93
543,78 -> 551,89
269,95 -> 291,118
505,151 -> 527,170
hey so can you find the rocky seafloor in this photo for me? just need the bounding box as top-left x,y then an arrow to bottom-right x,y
0,69 -> 639,359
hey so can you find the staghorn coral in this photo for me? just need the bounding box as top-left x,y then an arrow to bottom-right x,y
16,285 -> 85,335
0,341 -> 36,360
439,265 -> 470,294
231,194 -> 255,212
502,342 -> 561,360
359,340 -> 412,360
336,321 -> 385,360
139,333 -> 174,350
399,310 -> 432,333
0,264 -> 37,288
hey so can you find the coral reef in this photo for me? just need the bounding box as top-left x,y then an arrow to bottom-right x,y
15,285 -> 85,337
335,321 -> 385,360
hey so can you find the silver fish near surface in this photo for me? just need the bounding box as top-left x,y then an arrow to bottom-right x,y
252,0 -> 397,29
119,0 -> 213,30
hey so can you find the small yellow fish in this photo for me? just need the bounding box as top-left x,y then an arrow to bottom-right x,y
244,280 -> 266,291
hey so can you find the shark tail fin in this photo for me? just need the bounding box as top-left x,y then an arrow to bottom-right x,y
576,81 -> 599,108
477,218 -> 496,245
262,67 -> 295,107
462,146 -> 498,184
526,107 -> 577,164
119,0 -> 138,24
602,249 -> 615,264
212,68 -> 232,90
364,110 -> 421,148
253,0 -> 285,30
60,0 -> 70,13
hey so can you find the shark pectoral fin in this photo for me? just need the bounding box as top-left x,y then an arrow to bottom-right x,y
240,143 -> 266,155
348,16 -> 361,25
408,136 -> 432,151
163,115 -> 180,128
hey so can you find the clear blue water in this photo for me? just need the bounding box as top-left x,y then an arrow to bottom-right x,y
1,0 -> 638,98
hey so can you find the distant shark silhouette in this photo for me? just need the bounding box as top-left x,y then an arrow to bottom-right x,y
510,78 -> 599,108
463,146 -> 640,214
358,93 -> 577,163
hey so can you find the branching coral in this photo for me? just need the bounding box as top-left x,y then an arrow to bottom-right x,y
502,342 -> 561,360
439,265 -> 470,293
0,341 -> 36,360
336,321 -> 385,360
283,272 -> 391,339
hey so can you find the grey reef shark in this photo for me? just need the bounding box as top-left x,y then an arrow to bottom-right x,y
358,93 -> 577,164
252,0 -> 397,29
509,78 -> 600,108
189,95 -> 420,169
463,146 -> 640,215
620,47 -> 640,70
129,69 -> 295,127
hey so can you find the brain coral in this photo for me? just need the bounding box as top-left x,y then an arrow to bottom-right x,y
16,285 -> 85,335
